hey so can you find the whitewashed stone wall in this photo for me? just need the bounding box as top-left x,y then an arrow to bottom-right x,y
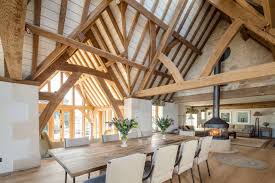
0,82 -> 40,174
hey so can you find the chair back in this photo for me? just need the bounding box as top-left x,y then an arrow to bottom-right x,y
102,134 -> 119,143
177,140 -> 198,174
106,153 -> 146,183
197,136 -> 212,164
179,130 -> 195,136
64,137 -> 90,148
150,145 -> 178,183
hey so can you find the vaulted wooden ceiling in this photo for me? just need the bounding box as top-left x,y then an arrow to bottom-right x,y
1,0 -> 275,126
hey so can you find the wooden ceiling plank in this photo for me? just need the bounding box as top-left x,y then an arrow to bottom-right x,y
56,0 -> 68,47
262,0 -> 275,27
200,19 -> 243,77
135,62 -> 275,97
81,0 -> 92,24
0,0 -> 28,80
39,72 -> 81,133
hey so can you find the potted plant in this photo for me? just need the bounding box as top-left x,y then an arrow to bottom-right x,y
155,116 -> 173,139
112,118 -> 138,147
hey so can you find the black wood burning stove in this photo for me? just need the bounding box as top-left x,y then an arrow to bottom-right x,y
204,48 -> 231,140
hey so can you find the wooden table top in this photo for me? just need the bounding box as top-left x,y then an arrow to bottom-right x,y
49,133 -> 197,178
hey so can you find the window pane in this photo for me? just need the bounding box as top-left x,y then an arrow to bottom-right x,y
40,84 -> 48,92
186,114 -> 197,127
64,112 -> 70,139
85,118 -> 92,139
64,88 -> 73,105
51,73 -> 61,92
53,111 -> 61,141
75,90 -> 83,106
75,110 -> 83,138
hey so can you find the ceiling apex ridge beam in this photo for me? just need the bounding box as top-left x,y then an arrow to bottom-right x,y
122,0 -> 200,54
158,53 -> 184,83
200,19 -> 243,77
135,61 -> 275,97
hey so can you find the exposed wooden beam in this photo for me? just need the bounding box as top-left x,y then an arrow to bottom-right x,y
202,101 -> 275,109
122,0 -> 201,54
56,0 -> 68,47
200,19 -> 243,77
149,20 -> 157,62
39,73 -> 81,132
32,0 -> 112,80
158,53 -> 184,83
139,0 -> 187,90
262,0 -> 275,27
57,63 -> 113,81
0,0 -> 28,79
39,92 -> 54,100
235,0 -> 265,22
31,0 -> 41,76
81,0 -> 91,24
0,76 -> 40,86
135,62 -> 275,97
174,85 -> 275,103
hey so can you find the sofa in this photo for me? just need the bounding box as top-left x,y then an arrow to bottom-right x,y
228,124 -> 255,137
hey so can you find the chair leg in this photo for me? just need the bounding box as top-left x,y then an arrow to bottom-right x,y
65,172 -> 67,183
197,164 -> 202,183
178,174 -> 181,183
191,168 -> 195,183
206,160 -> 211,177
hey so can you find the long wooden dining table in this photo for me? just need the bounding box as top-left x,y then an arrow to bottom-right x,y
49,133 -> 197,183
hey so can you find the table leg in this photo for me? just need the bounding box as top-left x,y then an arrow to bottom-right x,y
73,177 -> 76,183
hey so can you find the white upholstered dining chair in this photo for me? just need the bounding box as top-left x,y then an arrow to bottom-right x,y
194,136 -> 213,183
84,153 -> 146,183
143,145 -> 179,183
174,140 -> 198,183
102,134 -> 119,143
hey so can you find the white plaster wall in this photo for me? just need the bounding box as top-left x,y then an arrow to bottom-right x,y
0,82 -> 40,174
163,103 -> 179,131
124,98 -> 152,135
176,20 -> 275,97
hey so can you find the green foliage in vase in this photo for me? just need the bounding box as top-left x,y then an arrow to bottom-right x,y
155,116 -> 173,133
112,118 -> 138,138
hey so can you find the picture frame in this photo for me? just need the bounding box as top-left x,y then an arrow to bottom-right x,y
220,111 -> 231,123
236,111 -> 251,124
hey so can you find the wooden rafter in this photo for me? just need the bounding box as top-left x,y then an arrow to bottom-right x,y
139,0 -> 188,90
0,0 -> 28,80
39,72 -> 81,133
262,0 -> 275,27
174,84 -> 275,103
31,0 -> 41,76
135,62 -> 275,97
122,0 -> 201,54
32,0 -> 112,80
158,53 -> 184,83
56,0 -> 68,47
81,0 -> 92,24
200,19 -> 243,77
